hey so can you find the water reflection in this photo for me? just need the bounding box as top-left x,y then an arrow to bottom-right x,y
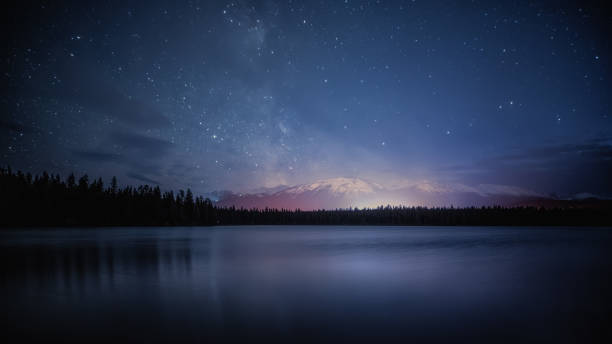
0,226 -> 611,343
0,232 -> 193,293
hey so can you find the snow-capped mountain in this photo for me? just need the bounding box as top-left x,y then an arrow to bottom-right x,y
281,177 -> 382,195
214,177 -> 553,210
216,178 -> 381,210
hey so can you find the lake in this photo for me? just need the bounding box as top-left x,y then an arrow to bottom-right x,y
1,226 -> 611,343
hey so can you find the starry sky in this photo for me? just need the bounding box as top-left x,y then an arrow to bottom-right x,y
2,1 -> 612,197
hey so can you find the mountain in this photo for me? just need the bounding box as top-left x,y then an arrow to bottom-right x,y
214,177 -> 576,210
216,178 -> 382,210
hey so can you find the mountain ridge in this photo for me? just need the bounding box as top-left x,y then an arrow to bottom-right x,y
213,177 -> 591,210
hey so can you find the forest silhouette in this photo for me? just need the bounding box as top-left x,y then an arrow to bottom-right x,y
1,167 -> 611,227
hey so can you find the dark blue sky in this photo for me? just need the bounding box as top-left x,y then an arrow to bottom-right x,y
2,1 -> 611,197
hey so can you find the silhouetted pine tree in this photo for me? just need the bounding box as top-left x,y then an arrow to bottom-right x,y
1,167 -> 611,227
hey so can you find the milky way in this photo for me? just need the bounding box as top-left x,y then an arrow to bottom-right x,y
1,1 -> 611,197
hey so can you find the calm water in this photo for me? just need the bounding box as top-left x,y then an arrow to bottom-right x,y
1,226 -> 611,343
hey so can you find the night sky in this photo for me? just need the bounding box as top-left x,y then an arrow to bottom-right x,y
2,1 -> 612,198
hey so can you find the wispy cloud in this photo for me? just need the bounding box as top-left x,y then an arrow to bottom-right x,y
126,172 -> 160,185
72,131 -> 174,185
437,137 -> 612,196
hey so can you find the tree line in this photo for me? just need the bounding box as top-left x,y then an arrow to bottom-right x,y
1,167 -> 611,227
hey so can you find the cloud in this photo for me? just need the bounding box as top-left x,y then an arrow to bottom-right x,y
494,138 -> 612,165
111,132 -> 173,159
71,131 -> 175,186
126,173 -> 160,185
438,137 -> 612,196
72,150 -> 120,162
476,184 -> 543,197
73,132 -> 172,164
